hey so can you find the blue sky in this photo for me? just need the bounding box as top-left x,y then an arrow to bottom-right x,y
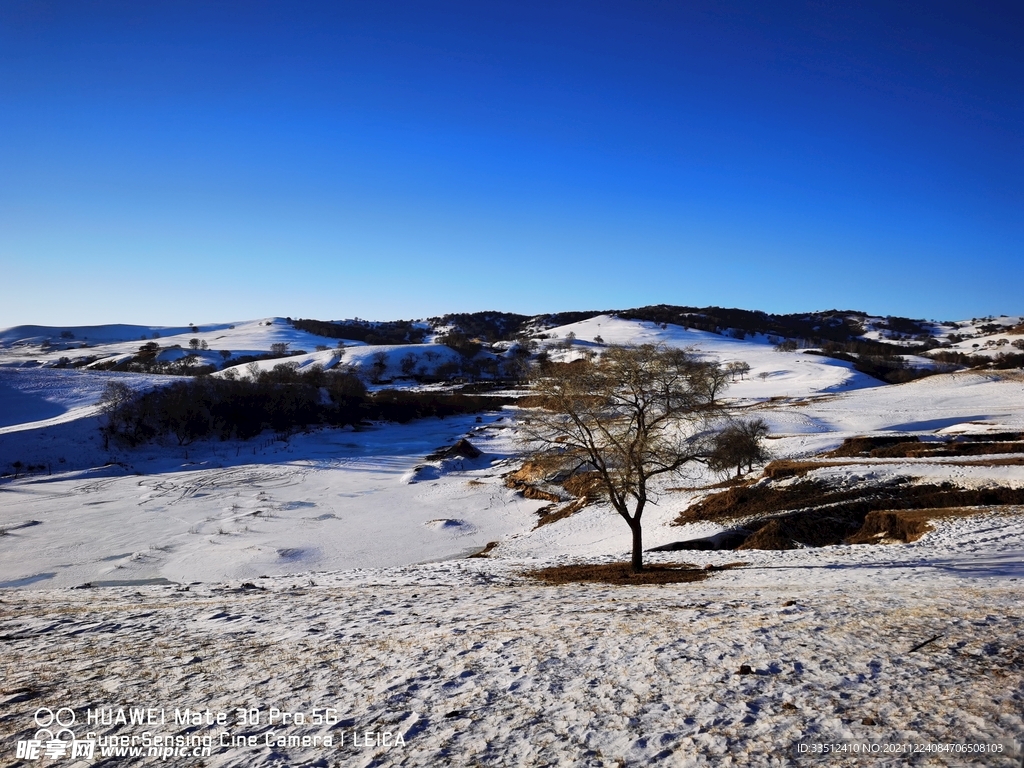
1,1 -> 1022,326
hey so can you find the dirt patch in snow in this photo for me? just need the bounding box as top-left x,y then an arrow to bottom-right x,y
825,435 -> 921,457
468,541 -> 500,558
846,507 -> 989,544
825,434 -> 1024,459
426,438 -> 482,461
761,459 -> 827,479
534,497 -> 587,528
521,486 -> 561,503
675,480 -> 1024,550
506,463 -> 606,529
523,561 -> 744,585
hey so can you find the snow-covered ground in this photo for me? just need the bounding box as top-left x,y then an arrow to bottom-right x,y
1,314 -> 1022,765
0,411 -> 543,589
538,314 -> 883,399
1,557 -> 1021,766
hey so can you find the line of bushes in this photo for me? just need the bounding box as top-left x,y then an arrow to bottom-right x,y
928,350 -> 1024,370
101,367 -> 513,447
290,318 -> 427,345
803,349 -> 949,384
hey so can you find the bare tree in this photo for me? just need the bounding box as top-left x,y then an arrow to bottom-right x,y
400,353 -> 419,377
727,361 -> 751,381
521,345 -> 727,572
98,380 -> 135,449
708,418 -> 770,477
502,355 -> 529,382
369,350 -> 389,383
270,342 -> 289,356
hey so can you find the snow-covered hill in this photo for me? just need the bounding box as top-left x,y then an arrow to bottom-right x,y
2,311 -> 1023,586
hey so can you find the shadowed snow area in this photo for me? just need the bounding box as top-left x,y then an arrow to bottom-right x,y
0,377 -> 67,427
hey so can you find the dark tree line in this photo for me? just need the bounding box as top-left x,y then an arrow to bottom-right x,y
100,366 -> 511,448
928,350 -> 1024,370
428,311 -> 601,342
290,318 -> 427,345
617,305 -> 942,351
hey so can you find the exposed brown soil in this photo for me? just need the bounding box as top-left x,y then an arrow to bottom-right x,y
674,479 -> 1024,551
956,431 -> 1024,442
761,460 -> 823,479
521,486 -> 562,503
523,561 -> 744,585
846,508 -> 983,544
956,457 -> 1024,467
675,480 -> 874,524
504,458 -> 563,486
737,514 -> 861,550
426,438 -> 482,461
824,434 -> 1024,459
507,462 -> 606,529
505,459 -> 567,503
535,498 -> 587,528
870,441 -> 1024,458
562,471 -> 605,501
468,541 -> 500,558
825,435 -> 921,457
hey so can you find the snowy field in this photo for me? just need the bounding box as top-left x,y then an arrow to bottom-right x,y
1,315 -> 1023,765
1,558 -> 1021,767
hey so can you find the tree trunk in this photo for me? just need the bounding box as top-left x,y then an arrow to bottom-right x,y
630,522 -> 644,572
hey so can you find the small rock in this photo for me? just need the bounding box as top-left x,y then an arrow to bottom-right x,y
737,664 -> 753,675
428,438 -> 482,460
783,600 -> 797,607
862,717 -> 876,726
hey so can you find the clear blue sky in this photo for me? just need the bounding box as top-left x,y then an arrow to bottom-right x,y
1,1 -> 1022,326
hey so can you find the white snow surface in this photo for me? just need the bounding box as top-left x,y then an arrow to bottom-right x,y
1,315 -> 1023,765
1,555 -> 1021,766
539,315 -> 882,398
